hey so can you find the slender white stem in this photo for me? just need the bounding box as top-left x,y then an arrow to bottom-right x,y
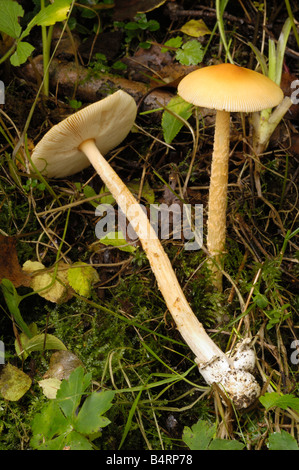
79,138 -> 260,408
206,110 -> 231,290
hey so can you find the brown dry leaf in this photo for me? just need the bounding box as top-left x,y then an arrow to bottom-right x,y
43,351 -> 84,381
0,235 -> 31,287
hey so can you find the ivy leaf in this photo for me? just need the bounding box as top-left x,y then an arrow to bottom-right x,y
175,40 -> 204,66
162,95 -> 192,144
0,0 -> 24,38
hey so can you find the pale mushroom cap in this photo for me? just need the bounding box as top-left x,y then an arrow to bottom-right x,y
178,63 -> 284,113
31,90 -> 137,178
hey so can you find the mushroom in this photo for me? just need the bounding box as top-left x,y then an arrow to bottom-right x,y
178,63 -> 284,290
31,89 -> 261,408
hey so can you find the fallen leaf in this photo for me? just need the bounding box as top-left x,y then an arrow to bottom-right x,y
180,19 -> 211,38
0,363 -> 32,401
43,351 -> 84,381
23,260 -> 72,303
38,377 -> 61,399
67,262 -> 99,297
0,235 -> 31,287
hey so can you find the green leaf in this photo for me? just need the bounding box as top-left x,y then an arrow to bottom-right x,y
67,262 -> 99,297
254,292 -> 268,309
0,0 -> 24,38
56,367 -> 91,419
128,179 -> 155,204
161,36 -> 182,53
14,323 -> 38,358
16,333 -> 67,356
99,185 -> 115,205
209,438 -> 245,450
259,392 -> 299,412
182,418 -> 245,450
82,184 -> 101,207
1,278 -> 32,338
31,0 -> 72,27
162,95 -> 193,144
175,40 -> 204,66
268,430 -> 299,450
30,400 -> 70,449
182,419 -> 216,450
100,231 -> 136,253
75,390 -> 114,435
10,41 -> 35,66
64,431 -> 93,450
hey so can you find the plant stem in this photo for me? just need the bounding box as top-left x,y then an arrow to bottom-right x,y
284,0 -> 299,49
216,0 -> 234,64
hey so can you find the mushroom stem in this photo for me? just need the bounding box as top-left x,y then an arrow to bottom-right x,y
206,110 -> 230,290
79,139 -> 221,362
79,138 -> 260,408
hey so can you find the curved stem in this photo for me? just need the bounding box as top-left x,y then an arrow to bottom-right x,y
78,138 -> 261,408
79,139 -> 223,364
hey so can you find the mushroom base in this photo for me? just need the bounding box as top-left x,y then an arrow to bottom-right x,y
196,339 -> 260,409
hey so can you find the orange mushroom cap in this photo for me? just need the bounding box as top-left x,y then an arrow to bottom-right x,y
178,63 -> 284,113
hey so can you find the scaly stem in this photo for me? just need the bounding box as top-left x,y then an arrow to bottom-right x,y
206,110 -> 230,290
